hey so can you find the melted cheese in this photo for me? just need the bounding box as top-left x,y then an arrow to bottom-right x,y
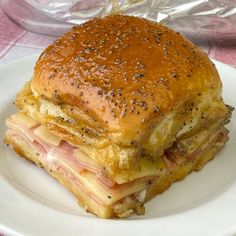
73,148 -> 101,169
58,157 -> 148,205
33,125 -> 61,146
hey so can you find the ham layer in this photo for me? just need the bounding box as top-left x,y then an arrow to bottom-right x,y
5,112 -> 226,208
5,114 -> 150,206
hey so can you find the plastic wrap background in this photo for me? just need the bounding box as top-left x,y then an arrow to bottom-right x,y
1,0 -> 236,42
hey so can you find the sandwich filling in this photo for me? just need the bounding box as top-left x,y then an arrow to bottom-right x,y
14,81 -> 231,184
5,109 -> 230,218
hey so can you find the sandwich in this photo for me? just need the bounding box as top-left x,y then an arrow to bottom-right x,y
4,15 -> 233,218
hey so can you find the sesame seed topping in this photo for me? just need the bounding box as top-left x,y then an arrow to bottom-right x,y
153,106 -> 159,113
134,73 -> 144,78
97,90 -> 103,95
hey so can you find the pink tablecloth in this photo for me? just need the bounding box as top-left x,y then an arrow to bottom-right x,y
0,7 -> 236,67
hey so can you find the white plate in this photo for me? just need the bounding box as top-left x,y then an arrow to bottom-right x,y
0,56 -> 236,236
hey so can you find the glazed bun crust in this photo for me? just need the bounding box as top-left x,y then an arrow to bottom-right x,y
31,15 -> 221,143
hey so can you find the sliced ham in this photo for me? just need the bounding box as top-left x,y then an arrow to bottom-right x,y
163,155 -> 173,169
5,129 -> 47,157
6,128 -> 107,205
6,128 -> 150,206
48,148 -> 83,173
5,112 -> 225,210
73,148 -> 115,187
6,116 -> 115,187
6,119 -> 36,143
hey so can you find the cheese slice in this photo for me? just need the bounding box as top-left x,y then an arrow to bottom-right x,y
59,158 -> 148,205
11,112 -> 39,129
33,125 -> 61,146
73,148 -> 101,169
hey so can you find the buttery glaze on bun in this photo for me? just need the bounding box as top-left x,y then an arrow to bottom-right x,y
31,14 -> 220,142
6,15 -> 233,218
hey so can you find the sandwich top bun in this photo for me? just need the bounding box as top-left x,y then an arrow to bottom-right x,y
31,15 -> 222,144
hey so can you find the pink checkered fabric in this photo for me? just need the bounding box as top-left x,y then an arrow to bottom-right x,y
0,7 -> 236,67
0,7 -> 54,62
0,5 -> 236,236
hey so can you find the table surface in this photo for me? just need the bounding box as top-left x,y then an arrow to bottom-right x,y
0,5 -> 236,236
1,7 -> 236,67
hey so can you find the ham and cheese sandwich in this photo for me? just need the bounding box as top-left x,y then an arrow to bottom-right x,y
4,15 -> 233,218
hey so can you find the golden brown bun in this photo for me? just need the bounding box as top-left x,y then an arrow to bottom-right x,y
31,15 -> 222,145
